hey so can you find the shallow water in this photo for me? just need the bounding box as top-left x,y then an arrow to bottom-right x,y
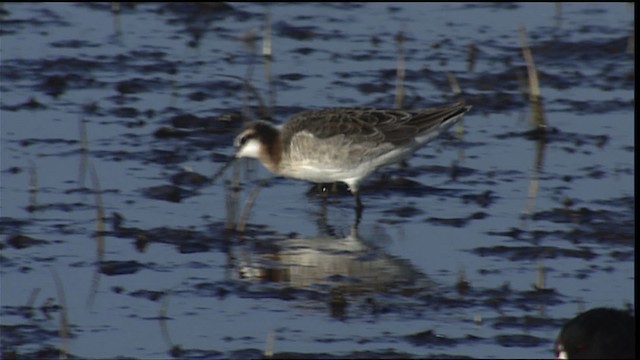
1,2 -> 634,359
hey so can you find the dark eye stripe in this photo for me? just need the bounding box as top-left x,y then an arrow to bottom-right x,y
239,134 -> 253,146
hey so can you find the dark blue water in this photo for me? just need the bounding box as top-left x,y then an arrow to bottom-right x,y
1,3 -> 634,358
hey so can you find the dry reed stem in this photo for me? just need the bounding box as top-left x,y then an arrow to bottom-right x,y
264,329 -> 275,358
159,292 -> 174,349
627,19 -> 635,54
78,118 -> 88,190
51,269 -> 69,360
86,162 -> 105,309
263,9 -> 276,118
224,162 -> 242,231
521,144 -> 544,226
216,74 -> 268,120
26,288 -> 41,309
28,160 -> 37,211
446,71 -> 461,96
394,30 -> 405,109
236,178 -> 269,232
262,10 -> 272,57
518,26 -> 540,101
535,261 -> 547,290
466,42 -> 477,72
554,3 -> 562,28
224,181 -> 236,231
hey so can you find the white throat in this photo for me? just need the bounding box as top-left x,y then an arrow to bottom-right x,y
235,138 -> 262,159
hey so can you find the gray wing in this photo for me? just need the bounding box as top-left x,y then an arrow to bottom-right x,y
281,108 -> 403,166
281,100 -> 469,165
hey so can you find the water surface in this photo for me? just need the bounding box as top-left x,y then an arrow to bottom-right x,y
1,3 -> 634,359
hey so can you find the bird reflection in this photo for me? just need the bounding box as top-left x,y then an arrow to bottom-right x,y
232,215 -> 432,318
238,226 -> 417,288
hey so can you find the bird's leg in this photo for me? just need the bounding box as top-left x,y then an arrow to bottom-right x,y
354,191 -> 364,225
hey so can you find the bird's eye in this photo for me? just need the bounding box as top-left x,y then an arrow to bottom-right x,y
236,133 -> 253,148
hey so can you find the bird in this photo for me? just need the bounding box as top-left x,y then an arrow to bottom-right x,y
555,307 -> 635,359
213,100 -> 471,219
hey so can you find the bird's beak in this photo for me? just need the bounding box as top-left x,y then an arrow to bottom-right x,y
211,156 -> 236,184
